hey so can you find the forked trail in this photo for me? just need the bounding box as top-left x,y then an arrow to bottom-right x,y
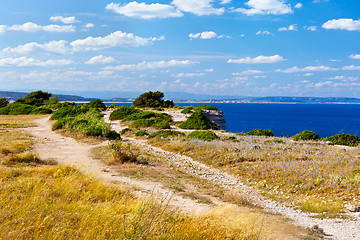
27,116 -> 360,240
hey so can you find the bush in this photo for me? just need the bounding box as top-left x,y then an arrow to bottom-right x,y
87,100 -> 106,111
30,107 -> 53,115
135,130 -> 150,136
120,128 -> 133,135
15,90 -> 52,107
195,105 -> 219,111
181,107 -> 193,114
106,130 -> 121,140
246,129 -> 274,137
0,97 -> 9,108
149,130 -> 185,138
133,91 -> 174,108
52,117 -> 75,130
0,103 -> 36,115
130,118 -> 170,129
293,130 -> 319,141
109,106 -> 140,120
187,130 -> 218,141
50,105 -> 90,120
326,133 -> 360,147
108,141 -> 138,164
179,110 -> 214,130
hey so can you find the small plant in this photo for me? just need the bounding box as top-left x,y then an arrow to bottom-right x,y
149,130 -> 185,138
326,133 -> 360,147
108,141 -> 138,164
293,130 -> 319,141
194,105 -> 219,111
179,110 -> 215,130
136,130 -> 150,136
187,130 -> 218,141
246,129 -> 274,137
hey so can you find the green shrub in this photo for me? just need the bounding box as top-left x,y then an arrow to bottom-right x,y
194,105 -> 219,111
187,130 -> 218,141
50,105 -> 90,120
179,110 -> 214,130
133,91 -> 174,108
15,90 -> 52,107
326,133 -> 360,147
130,118 -> 170,129
87,100 -> 106,110
181,107 -> 193,114
149,130 -> 185,138
246,129 -> 274,137
0,103 -> 36,115
106,130 -> 121,140
120,128 -> 133,135
293,130 -> 319,141
30,107 -> 53,115
0,97 -> 9,108
52,117 -> 75,130
109,106 -> 140,120
108,141 -> 138,164
135,130 -> 150,136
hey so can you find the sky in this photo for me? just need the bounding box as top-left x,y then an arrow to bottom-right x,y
0,0 -> 360,98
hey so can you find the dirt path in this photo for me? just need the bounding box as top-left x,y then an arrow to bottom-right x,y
26,117 -> 210,215
102,111 -> 360,240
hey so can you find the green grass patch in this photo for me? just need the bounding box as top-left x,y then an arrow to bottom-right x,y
187,130 -> 218,141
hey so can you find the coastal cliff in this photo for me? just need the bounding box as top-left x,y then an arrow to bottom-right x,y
202,110 -> 226,130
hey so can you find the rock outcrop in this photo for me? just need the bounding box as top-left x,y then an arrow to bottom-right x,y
202,110 -> 226,130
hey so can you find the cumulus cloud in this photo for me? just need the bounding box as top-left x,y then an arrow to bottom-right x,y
84,23 -> 95,28
50,16 -> 78,24
276,65 -> 338,73
305,26 -> 317,31
189,31 -> 217,39
106,2 -> 183,19
2,31 -> 163,55
171,0 -> 225,16
233,70 -> 263,75
256,30 -> 272,35
173,72 -> 205,78
349,54 -> 360,59
104,59 -> 198,71
228,55 -> 285,64
86,55 -> 115,64
0,56 -> 73,67
328,76 -> 359,81
342,65 -> 360,70
233,0 -> 293,16
278,24 -> 298,31
322,18 -> 360,31
1,22 -> 75,33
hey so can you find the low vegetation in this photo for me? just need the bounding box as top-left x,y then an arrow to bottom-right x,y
187,130 -> 218,141
133,91 -> 174,108
326,133 -> 360,147
246,129 -> 275,137
293,130 -> 320,141
149,130 -> 185,139
179,110 -> 215,130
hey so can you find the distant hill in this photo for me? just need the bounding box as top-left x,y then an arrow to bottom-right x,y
0,91 -> 99,102
233,96 -> 360,104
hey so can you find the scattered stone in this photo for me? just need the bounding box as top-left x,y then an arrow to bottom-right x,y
325,141 -> 334,145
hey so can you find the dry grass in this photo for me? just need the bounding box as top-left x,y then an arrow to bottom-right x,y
148,135 -> 360,215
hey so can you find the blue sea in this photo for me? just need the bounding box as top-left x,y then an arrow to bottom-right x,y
108,103 -> 360,138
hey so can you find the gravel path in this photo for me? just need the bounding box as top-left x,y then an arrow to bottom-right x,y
103,111 -> 360,240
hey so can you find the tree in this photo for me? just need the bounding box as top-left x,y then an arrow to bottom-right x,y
15,90 -> 52,106
87,99 -> 106,110
0,97 -> 9,108
133,91 -> 173,108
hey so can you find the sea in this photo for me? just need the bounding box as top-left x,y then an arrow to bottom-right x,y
107,102 -> 360,138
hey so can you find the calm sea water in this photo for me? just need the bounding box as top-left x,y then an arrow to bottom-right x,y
108,103 -> 360,138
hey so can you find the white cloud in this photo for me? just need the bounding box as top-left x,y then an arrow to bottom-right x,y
328,76 -> 359,81
50,16 -> 78,24
204,68 -> 214,72
349,54 -> 360,59
84,23 -> 95,28
305,26 -> 317,31
0,56 -> 73,67
233,70 -> 263,75
304,73 -> 313,76
276,65 -> 338,73
313,0 -> 329,3
189,31 -> 217,39
173,72 -> 205,78
86,55 -> 115,64
104,59 -> 198,71
233,0 -> 293,16
106,2 -> 183,19
2,22 -> 75,33
171,0 -> 225,16
278,24 -> 298,31
2,31 -> 162,55
322,18 -> 360,31
70,31 -> 163,51
294,3 -> 302,8
256,30 -> 272,35
220,0 -> 232,3
342,65 -> 360,70
228,55 -> 285,64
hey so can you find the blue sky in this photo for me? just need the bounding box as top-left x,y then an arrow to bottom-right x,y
0,0 -> 360,97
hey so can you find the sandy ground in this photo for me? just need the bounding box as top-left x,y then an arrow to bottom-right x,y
25,115 -> 360,240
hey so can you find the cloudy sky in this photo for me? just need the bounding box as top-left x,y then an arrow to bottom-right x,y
0,0 -> 360,97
